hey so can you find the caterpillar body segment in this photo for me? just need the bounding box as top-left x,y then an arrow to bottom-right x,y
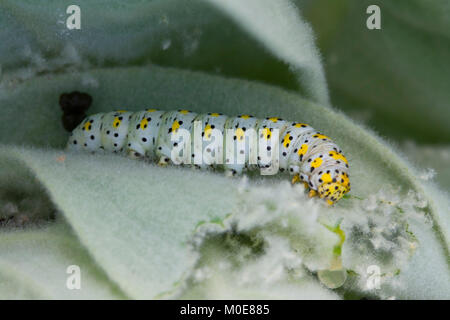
67,109 -> 351,204
127,109 -> 165,160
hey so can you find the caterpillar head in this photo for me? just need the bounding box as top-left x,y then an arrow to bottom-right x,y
318,182 -> 350,205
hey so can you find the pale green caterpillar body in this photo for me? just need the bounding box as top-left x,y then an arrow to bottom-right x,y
67,109 -> 350,204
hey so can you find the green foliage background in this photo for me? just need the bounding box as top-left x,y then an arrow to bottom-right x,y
0,0 -> 448,299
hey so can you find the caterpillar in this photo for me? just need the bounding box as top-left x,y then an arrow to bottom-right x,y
66,108 -> 350,205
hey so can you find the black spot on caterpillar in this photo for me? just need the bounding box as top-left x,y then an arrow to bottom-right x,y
67,109 -> 350,204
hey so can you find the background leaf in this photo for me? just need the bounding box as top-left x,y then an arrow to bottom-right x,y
302,0 -> 450,143
0,222 -> 124,299
205,0 -> 329,105
400,142 -> 450,191
0,0 -> 328,104
0,146 -> 239,299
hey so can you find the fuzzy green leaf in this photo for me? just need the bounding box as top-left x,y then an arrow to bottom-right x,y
401,143 -> 450,191
0,146 -> 239,299
0,0 -> 328,104
0,223 -> 124,299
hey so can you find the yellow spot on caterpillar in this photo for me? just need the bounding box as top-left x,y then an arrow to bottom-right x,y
321,172 -> 333,184
313,133 -> 330,140
210,113 -> 220,117
179,110 -> 190,114
116,110 -> 126,113
294,123 -> 309,128
240,115 -> 251,119
282,134 -> 292,148
297,143 -> 308,158
171,120 -> 181,133
83,121 -> 92,131
113,117 -> 122,128
235,128 -> 245,141
204,124 -> 213,139
268,117 -> 279,123
329,151 -> 348,164
309,189 -> 317,198
311,157 -> 323,169
140,118 -> 149,130
147,109 -> 157,112
261,127 -> 272,140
